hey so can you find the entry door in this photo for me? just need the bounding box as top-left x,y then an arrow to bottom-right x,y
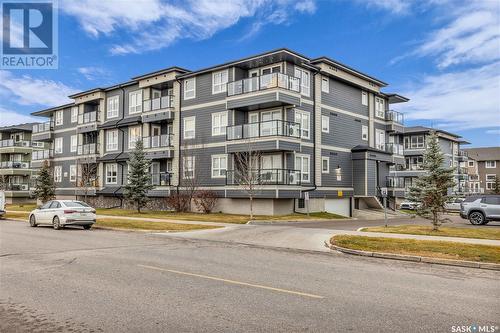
151,125 -> 161,147
151,162 -> 160,185
261,110 -> 281,136
261,154 -> 282,182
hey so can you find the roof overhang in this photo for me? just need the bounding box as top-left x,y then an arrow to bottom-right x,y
31,103 -> 74,117
384,93 -> 410,104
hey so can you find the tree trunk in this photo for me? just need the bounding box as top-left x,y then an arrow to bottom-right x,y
137,202 -> 141,213
250,196 -> 253,220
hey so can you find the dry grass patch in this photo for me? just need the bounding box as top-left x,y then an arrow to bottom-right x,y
95,218 -> 220,232
361,225 -> 500,240
331,235 -> 500,264
3,211 -> 29,220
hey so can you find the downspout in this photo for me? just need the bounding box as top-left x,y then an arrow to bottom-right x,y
175,77 -> 183,196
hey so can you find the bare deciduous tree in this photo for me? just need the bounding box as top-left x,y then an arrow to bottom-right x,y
77,160 -> 99,203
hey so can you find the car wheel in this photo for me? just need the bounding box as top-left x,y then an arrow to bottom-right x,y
83,225 -> 92,230
53,216 -> 62,230
29,215 -> 37,227
469,212 -> 485,225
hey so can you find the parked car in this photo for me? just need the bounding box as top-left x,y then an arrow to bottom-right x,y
444,197 -> 465,211
399,201 -> 420,210
460,195 -> 500,225
29,200 -> 96,230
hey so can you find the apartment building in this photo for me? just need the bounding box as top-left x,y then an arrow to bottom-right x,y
31,48 -> 410,216
0,123 -> 43,203
464,147 -> 500,194
387,126 -> 469,203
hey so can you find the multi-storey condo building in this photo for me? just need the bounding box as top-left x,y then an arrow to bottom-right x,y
464,147 -> 500,194
0,123 -> 43,203
31,48 -> 412,216
387,126 -> 469,203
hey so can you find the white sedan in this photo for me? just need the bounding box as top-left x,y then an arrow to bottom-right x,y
29,200 -> 96,230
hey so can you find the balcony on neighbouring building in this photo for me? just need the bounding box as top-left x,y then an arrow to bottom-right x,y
0,161 -> 30,169
383,143 -> 404,155
457,150 -> 468,162
32,121 -> 54,141
226,73 -> 301,110
386,176 -> 405,188
226,168 -> 301,186
4,182 -> 31,191
226,120 -> 301,153
143,134 -> 174,159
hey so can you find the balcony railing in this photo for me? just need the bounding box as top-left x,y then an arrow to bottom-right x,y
77,143 -> 98,155
384,143 -> 404,155
386,176 -> 405,188
143,134 -> 173,149
227,73 -> 300,97
226,169 -> 301,186
4,183 -> 31,191
0,139 -> 33,148
150,172 -> 173,186
143,95 -> 174,112
227,120 -> 301,141
0,161 -> 30,169
385,110 -> 404,124
33,121 -> 54,133
78,111 -> 100,124
32,149 -> 53,161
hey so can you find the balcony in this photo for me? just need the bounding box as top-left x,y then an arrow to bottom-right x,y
0,139 -> 35,153
385,110 -> 404,133
32,121 -> 54,141
150,172 -> 172,186
226,169 -> 301,186
386,176 -> 405,188
32,149 -> 54,168
383,143 -> 404,155
457,150 -> 468,162
78,111 -> 100,133
77,143 -> 99,163
226,73 -> 301,111
0,161 -> 30,169
226,120 -> 301,153
142,95 -> 175,123
143,134 -> 174,159
4,182 -> 31,191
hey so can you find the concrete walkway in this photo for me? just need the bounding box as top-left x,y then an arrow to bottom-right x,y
96,214 -> 235,227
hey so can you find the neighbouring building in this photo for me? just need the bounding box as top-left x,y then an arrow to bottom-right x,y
386,126 -> 470,205
464,147 -> 500,194
30,48 -> 425,216
0,123 -> 44,204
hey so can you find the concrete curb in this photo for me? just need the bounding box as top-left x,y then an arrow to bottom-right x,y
327,242 -> 500,271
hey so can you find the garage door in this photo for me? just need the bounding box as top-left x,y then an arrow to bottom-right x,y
325,198 -> 350,217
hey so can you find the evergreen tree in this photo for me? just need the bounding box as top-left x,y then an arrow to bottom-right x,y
123,140 -> 154,213
408,131 -> 455,231
33,160 -> 56,203
492,177 -> 500,194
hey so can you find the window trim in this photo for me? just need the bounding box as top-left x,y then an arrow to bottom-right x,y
183,116 -> 196,139
54,137 -> 63,154
128,126 -> 142,149
468,161 -> 474,167
295,154 -> 310,183
485,160 -> 497,168
106,129 -> 118,152
211,154 -> 227,178
294,66 -> 310,97
183,156 -> 195,179
321,76 -> 329,93
321,115 -> 329,133
70,106 -> 78,123
128,90 -> 143,114
375,97 -> 385,119
361,91 -> 368,106
55,110 -> 63,126
69,165 -> 77,182
105,163 -> 118,185
107,95 -> 119,119
321,156 -> 330,174
362,125 -> 368,141
294,109 -> 310,139
212,70 -> 229,95
54,166 -> 62,183
485,174 -> 497,181
212,111 -> 228,136
70,135 -> 77,153
184,78 -> 196,100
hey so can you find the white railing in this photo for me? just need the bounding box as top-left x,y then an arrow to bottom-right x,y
0,161 -> 30,169
143,95 -> 174,112
32,121 -> 53,133
227,73 -> 301,96
143,134 -> 172,149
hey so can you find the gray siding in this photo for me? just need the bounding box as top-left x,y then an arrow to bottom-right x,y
322,79 -> 368,117
182,70 -> 234,106
321,109 -> 368,148
320,150 -> 353,187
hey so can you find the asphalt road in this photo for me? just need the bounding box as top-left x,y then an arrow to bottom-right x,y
1,220 -> 499,333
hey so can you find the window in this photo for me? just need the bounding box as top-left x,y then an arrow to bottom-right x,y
404,137 -> 410,149
375,129 -> 385,150
69,165 -> 77,182
362,125 -> 368,141
129,90 -> 142,114
71,106 -> 78,123
294,67 -> 310,96
212,111 -> 228,136
295,154 -> 310,182
410,135 -> 425,149
486,174 -> 497,181
107,129 -> 118,151
183,116 -> 195,139
211,155 -> 227,178
321,77 -> 329,93
375,97 -> 385,118
485,161 -> 497,168
107,96 -> 119,119
486,182 -> 494,190
468,161 -> 474,167
54,137 -> 63,154
184,78 -> 196,100
54,166 -> 62,182
294,110 -> 310,139
361,91 -> 368,106
128,126 -> 142,149
105,164 -> 117,184
321,115 -> 329,133
212,70 -> 228,94
183,156 -> 195,179
55,110 -> 63,126
321,156 -> 330,173
70,135 -> 77,152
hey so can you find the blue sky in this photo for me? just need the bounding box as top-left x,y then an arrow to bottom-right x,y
1,0 -> 499,147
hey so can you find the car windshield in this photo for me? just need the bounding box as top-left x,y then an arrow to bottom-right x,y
63,201 -> 90,208
463,196 -> 480,203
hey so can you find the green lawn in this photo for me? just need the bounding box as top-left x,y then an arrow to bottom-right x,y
95,218 -> 220,232
360,225 -> 500,240
331,235 -> 500,264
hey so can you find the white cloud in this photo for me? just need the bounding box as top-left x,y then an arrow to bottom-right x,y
355,0 -> 412,15
486,129 -> 500,136
0,108 -> 39,127
61,0 -> 316,54
398,62 -> 500,131
0,71 -> 77,106
77,66 -> 111,81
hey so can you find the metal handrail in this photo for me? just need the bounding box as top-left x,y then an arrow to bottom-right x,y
227,72 -> 301,97
77,143 -> 99,155
0,161 -> 31,169
226,120 -> 301,140
0,139 -> 32,147
78,111 -> 100,124
386,176 -> 405,188
385,110 -> 404,124
32,149 -> 54,160
150,172 -> 173,186
385,143 -> 404,155
143,134 -> 173,148
226,168 -> 301,185
143,95 -> 174,112
32,121 -> 54,133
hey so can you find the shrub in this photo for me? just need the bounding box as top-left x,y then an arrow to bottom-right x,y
194,190 -> 218,214
165,192 -> 191,212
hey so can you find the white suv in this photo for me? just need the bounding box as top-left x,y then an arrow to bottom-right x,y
29,200 -> 96,230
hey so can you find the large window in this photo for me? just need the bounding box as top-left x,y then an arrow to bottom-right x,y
70,135 -> 77,152
294,67 -> 310,97
183,116 -> 196,139
212,111 -> 228,136
54,166 -> 62,182
212,70 -> 228,94
128,126 -> 142,149
410,135 -> 425,149
183,156 -> 195,179
295,154 -> 310,183
71,106 -> 78,123
184,78 -> 196,100
294,110 -> 310,139
105,163 -> 117,184
54,137 -> 63,154
321,115 -> 329,133
375,97 -> 385,118
375,129 -> 385,150
55,110 -> 63,126
69,165 -> 77,182
211,154 -> 227,178
107,96 -> 119,119
107,129 -> 118,151
485,160 -> 497,168
129,90 -> 142,114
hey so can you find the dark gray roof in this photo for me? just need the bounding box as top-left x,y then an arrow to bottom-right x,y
0,122 -> 39,132
404,126 -> 462,139
463,147 -> 500,161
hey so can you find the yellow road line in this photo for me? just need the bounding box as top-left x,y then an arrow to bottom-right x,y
137,264 -> 324,299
